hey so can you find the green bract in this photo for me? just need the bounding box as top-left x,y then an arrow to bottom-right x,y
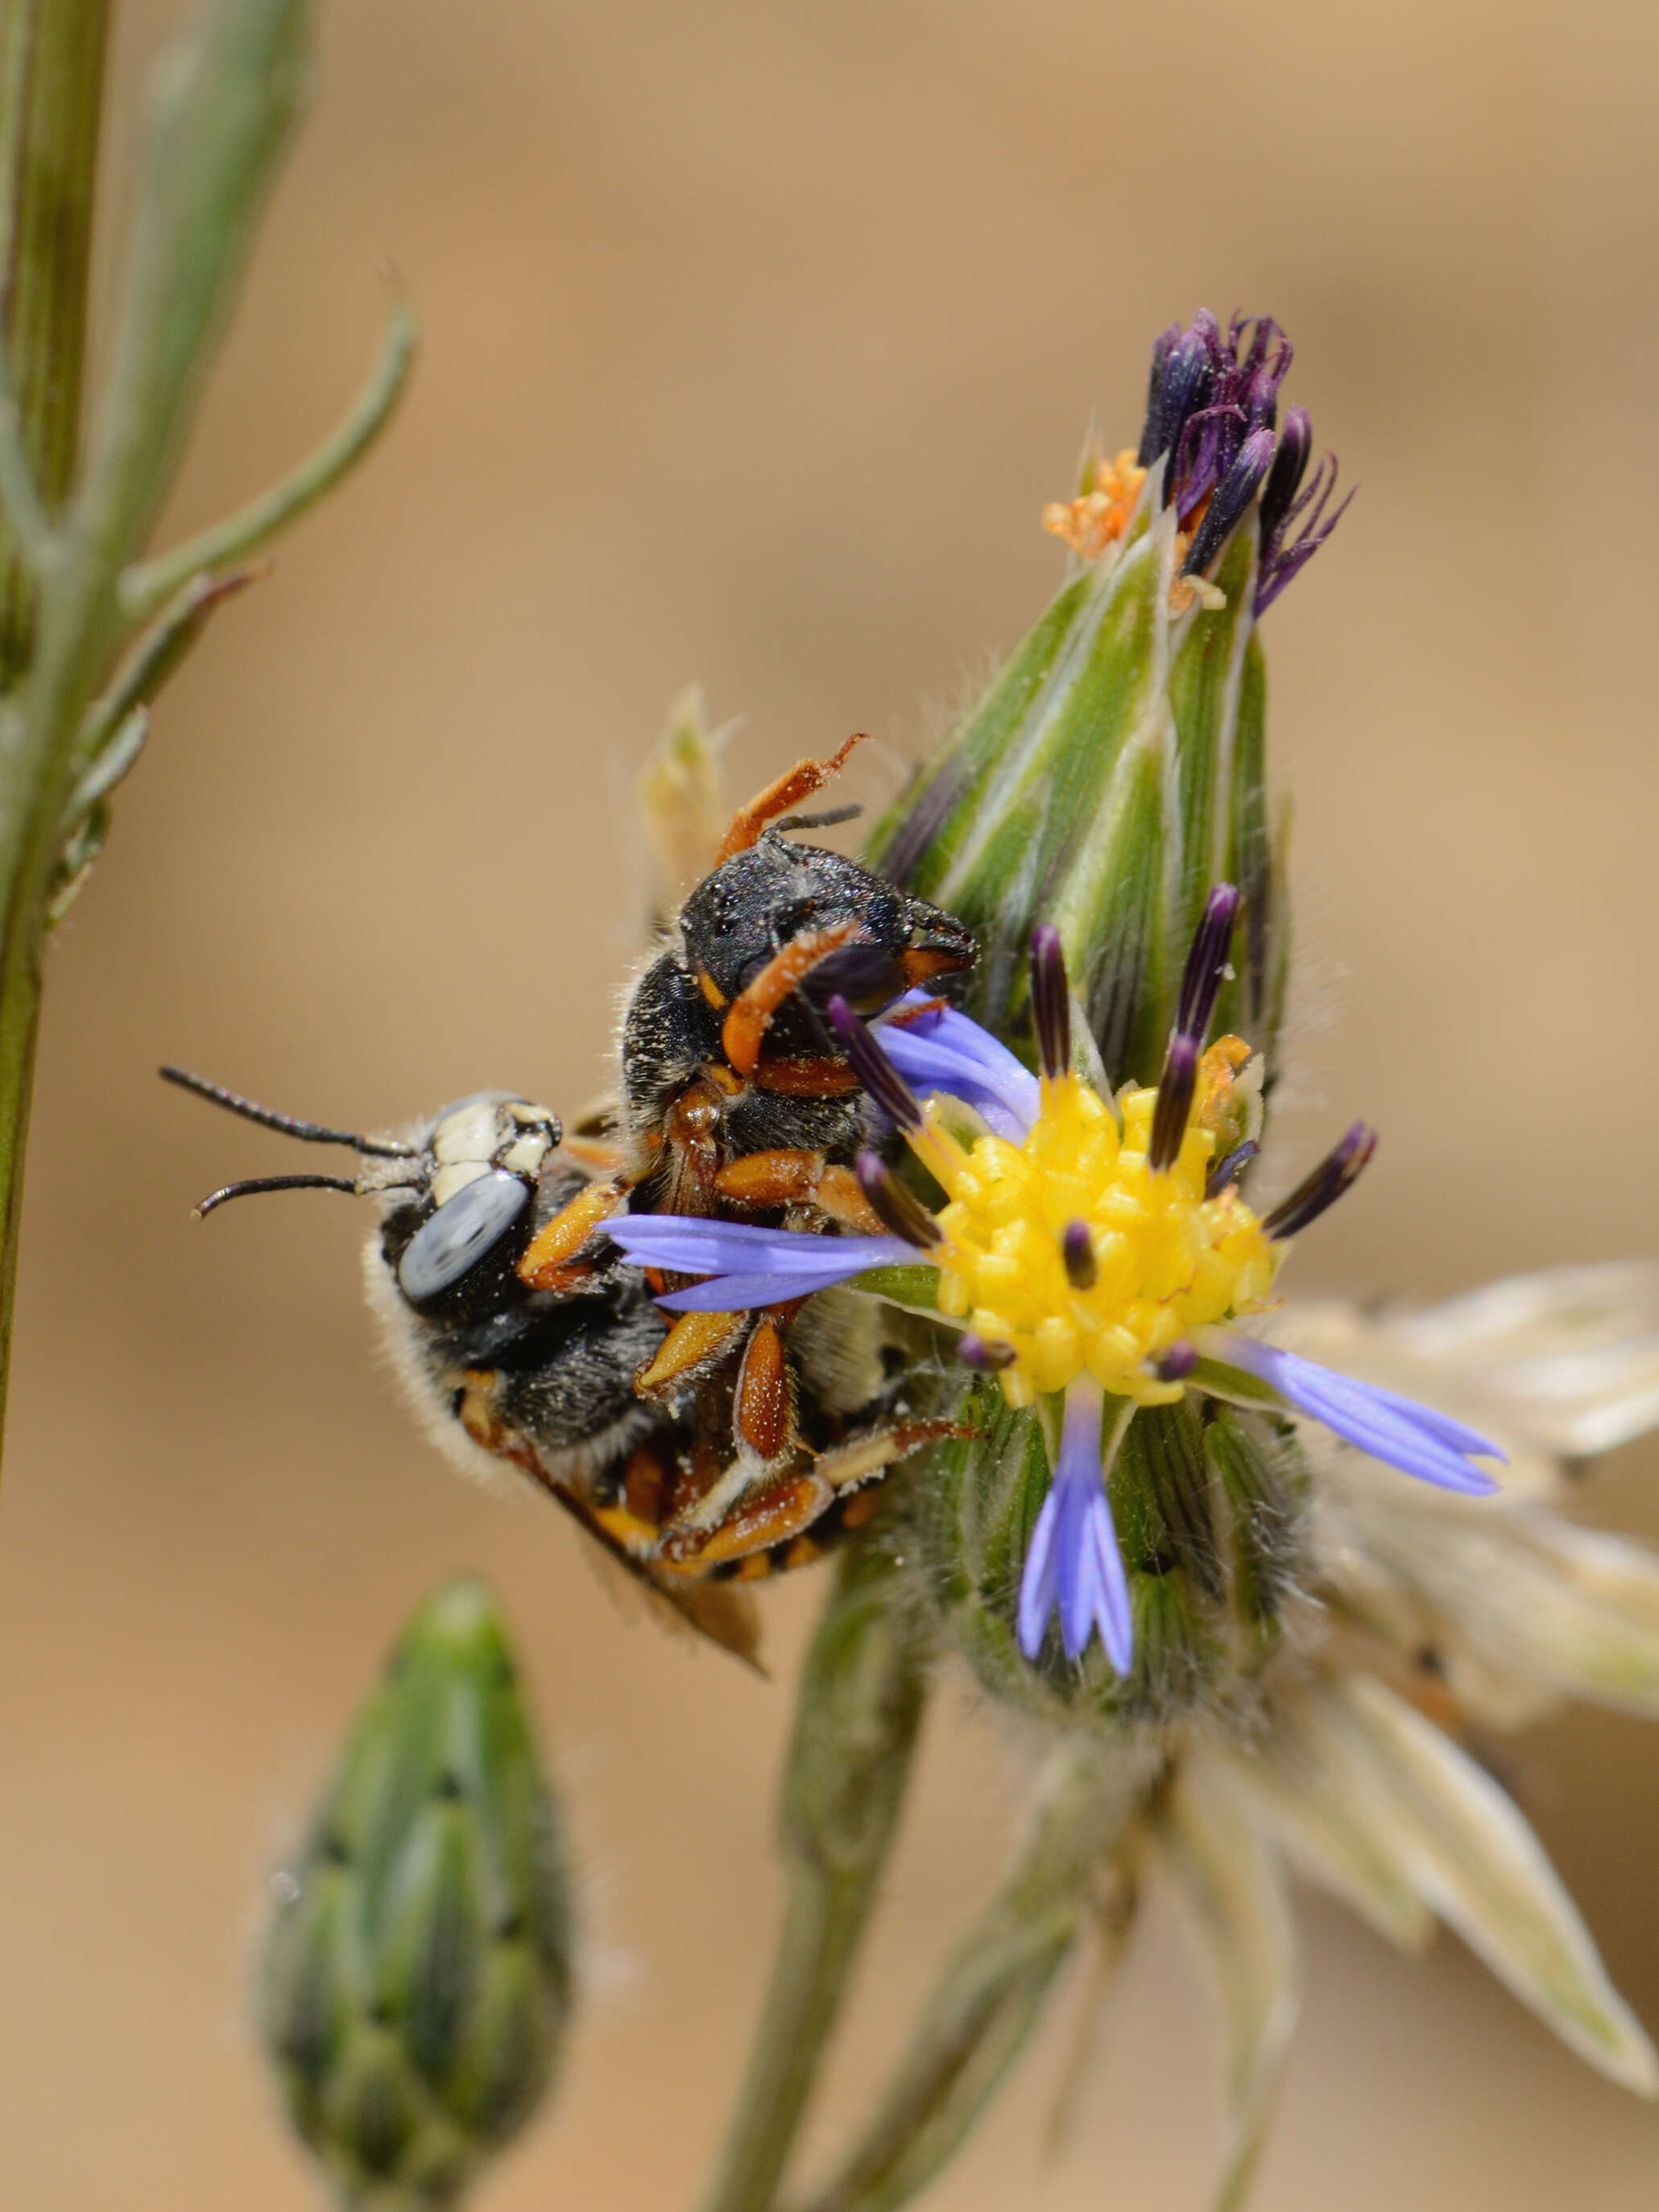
914,1381 -> 1312,1727
261,1578 -> 573,2210
868,483 -> 1288,1092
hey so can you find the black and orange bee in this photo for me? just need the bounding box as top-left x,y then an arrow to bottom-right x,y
165,739 -> 977,1663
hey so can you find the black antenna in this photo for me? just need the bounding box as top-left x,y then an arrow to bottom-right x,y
159,1066 -> 416,1158
195,1172 -> 364,1220
770,802 -> 863,835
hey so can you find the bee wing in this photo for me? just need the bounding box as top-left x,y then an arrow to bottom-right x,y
540,1478 -> 767,1674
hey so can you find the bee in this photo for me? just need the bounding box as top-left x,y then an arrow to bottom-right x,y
165,739 -> 978,1665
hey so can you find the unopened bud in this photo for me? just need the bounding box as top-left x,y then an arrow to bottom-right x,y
261,1577 -> 573,2207
866,310 -> 1343,1092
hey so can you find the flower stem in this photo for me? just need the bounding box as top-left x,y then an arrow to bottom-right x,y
0,0 -> 109,1453
697,1544 -> 930,2212
796,1735 -> 1150,2212
0,0 -> 409,1485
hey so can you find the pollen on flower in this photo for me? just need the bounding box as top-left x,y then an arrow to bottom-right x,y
917,1059 -> 1279,1410
1041,446 -> 1147,558
1168,505 -> 1228,615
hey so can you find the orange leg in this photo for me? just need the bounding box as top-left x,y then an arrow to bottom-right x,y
720,921 -> 859,1078
516,1176 -> 626,1292
635,1308 -> 751,1399
812,1164 -> 886,1233
562,1134 -> 627,1174
713,1149 -> 884,1233
751,1054 -> 863,1097
901,945 -> 974,985
811,1418 -> 973,1493
648,1068 -> 743,1220
734,1314 -> 794,1463
659,1470 -> 834,1569
715,732 -> 868,863
659,1416 -> 970,1570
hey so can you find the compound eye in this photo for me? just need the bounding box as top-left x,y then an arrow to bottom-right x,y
398,1169 -> 529,1303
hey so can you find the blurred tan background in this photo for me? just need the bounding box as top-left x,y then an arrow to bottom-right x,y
2,0 -> 1657,2205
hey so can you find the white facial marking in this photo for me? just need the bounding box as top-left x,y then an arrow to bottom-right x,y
499,1132 -> 551,1177
433,1100 -> 502,1166
430,1158 -> 491,1208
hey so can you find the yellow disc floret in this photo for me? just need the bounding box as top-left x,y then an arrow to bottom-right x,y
912,1055 -> 1279,1412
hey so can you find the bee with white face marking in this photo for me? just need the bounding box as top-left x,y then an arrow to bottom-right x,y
160,1071 -> 925,1667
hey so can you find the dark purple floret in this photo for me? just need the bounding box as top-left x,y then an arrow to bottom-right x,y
1144,321 -> 1218,482
1061,1220 -> 1097,1290
1139,313 -> 1289,516
1262,1121 -> 1378,1239
1182,429 -> 1276,576
826,996 -> 924,1132
854,1150 -> 941,1249
1256,407 -> 1313,545
1255,446 -> 1353,615
1029,926 -> 1071,1081
1235,314 -> 1293,428
1155,1341 -> 1199,1383
1133,312 -> 1346,608
958,1331 -> 1017,1372
1148,1032 -> 1201,1173
1136,324 -> 1181,468
1205,1139 -> 1259,1200
1174,883 -> 1240,1042
1169,402 -> 1244,528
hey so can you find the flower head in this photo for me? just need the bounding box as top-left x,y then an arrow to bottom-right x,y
609,895 -> 1503,1678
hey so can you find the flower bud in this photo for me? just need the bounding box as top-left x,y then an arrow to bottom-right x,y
869,312 -> 1347,1091
261,1577 -> 573,2208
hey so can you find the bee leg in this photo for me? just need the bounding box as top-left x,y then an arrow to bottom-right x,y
733,1311 -> 795,1464
562,1135 -> 627,1174
715,731 -> 868,863
714,1150 -> 884,1234
634,1308 -> 751,1399
656,1311 -> 800,1539
810,1417 -> 974,1493
751,1052 -> 863,1098
586,1435 -> 676,1554
652,1069 -> 743,1218
719,920 -> 859,1078
659,1468 -> 837,1571
517,1174 -> 627,1292
656,1416 -> 970,1576
810,1163 -> 887,1232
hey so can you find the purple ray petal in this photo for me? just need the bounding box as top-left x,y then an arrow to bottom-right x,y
606,1214 -> 909,1311
1216,1336 -> 1504,1495
1017,1487 -> 1064,1659
1083,1489 -> 1135,1676
877,992 -> 1040,1140
1018,1387 -> 1135,1674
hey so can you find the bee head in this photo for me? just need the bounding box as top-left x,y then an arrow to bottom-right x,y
678,838 -> 976,1020
159,1069 -> 565,1303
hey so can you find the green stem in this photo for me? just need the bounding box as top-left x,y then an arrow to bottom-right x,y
0,0 -> 337,1473
707,1862 -> 881,2212
119,296 -> 416,622
0,0 -> 108,1449
697,1545 -> 930,2212
797,1737 -> 1149,2212
0,0 -> 106,672
0,865 -> 42,1451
